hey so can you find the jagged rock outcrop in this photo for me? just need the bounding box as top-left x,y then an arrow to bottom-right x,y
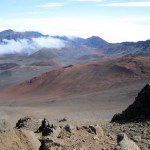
16,116 -> 40,132
38,118 -> 53,136
114,133 -> 140,150
0,117 -> 117,150
0,118 -> 41,150
112,84 -> 150,122
0,129 -> 41,150
16,129 -> 41,150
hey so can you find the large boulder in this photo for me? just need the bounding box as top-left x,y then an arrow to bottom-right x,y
0,117 -> 41,150
0,129 -> 41,150
114,133 -> 140,150
17,129 -> 41,150
112,84 -> 150,122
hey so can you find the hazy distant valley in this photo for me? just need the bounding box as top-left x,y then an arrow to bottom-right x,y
0,29 -> 150,150
0,29 -> 149,121
0,29 -> 150,91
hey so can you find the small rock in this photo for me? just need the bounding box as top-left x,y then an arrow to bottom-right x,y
76,126 -> 80,130
93,135 -> 99,140
132,136 -> 142,142
59,118 -> 67,122
42,127 -> 53,136
89,125 -> 104,137
115,133 -> 141,150
37,118 -> 57,136
41,118 -> 50,129
52,126 -> 61,138
114,145 -> 121,150
148,140 -> 150,144
0,119 -> 11,133
64,124 -> 75,133
38,118 -> 50,131
142,130 -> 147,134
108,134 -> 115,140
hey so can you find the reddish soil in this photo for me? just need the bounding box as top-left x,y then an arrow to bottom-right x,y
1,55 -> 150,99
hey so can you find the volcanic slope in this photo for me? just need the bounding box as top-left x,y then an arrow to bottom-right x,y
1,55 -> 150,98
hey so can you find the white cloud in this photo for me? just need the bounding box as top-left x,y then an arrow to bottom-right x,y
78,0 -> 104,2
0,37 -> 65,55
0,39 -> 32,55
30,12 -> 41,14
1,16 -> 150,43
96,1 -> 150,7
39,2 -> 63,8
32,37 -> 65,49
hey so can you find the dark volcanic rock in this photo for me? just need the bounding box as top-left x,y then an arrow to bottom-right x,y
38,118 -> 60,137
15,117 -> 40,131
111,84 -> 150,122
38,118 -> 50,135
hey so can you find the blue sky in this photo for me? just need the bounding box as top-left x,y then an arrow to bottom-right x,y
0,0 -> 150,42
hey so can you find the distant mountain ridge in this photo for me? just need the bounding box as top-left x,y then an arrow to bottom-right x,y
0,29 -> 44,41
102,40 -> 150,57
0,29 -> 109,47
83,36 -> 108,48
0,29 -> 150,59
0,29 -> 107,63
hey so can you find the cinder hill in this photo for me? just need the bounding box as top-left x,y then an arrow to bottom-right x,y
1,55 -> 150,99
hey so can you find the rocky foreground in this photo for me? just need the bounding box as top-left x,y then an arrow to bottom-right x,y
1,116 -> 150,150
0,84 -> 150,150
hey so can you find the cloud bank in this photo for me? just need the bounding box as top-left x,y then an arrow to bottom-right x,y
97,2 -> 150,7
0,37 -> 65,55
78,0 -> 103,2
38,2 -> 63,8
1,16 -> 150,43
